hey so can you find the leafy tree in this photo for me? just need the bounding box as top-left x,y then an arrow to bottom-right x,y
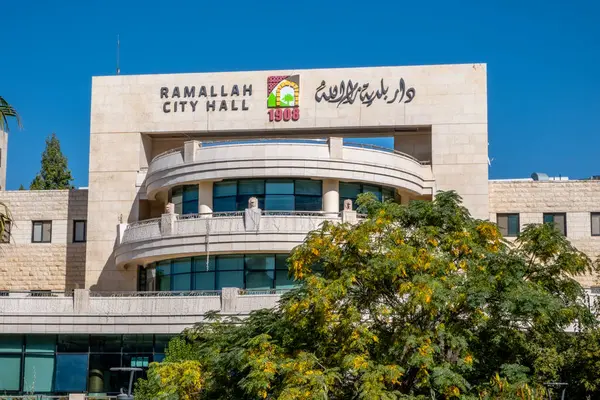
282,93 -> 294,106
30,133 -> 74,190
18,184 -> 25,190
0,95 -> 22,132
135,192 -> 598,399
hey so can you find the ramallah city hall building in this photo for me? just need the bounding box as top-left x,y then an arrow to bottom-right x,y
0,63 -> 599,396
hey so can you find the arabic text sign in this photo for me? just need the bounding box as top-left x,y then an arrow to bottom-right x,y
315,78 -> 415,107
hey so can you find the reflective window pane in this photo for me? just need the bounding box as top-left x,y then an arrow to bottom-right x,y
172,258 -> 191,274
217,255 -> 244,271
266,180 -> 294,194
24,355 -> 55,392
217,271 -> 244,289
265,195 -> 294,210
295,195 -> 322,211
275,254 -> 288,270
90,335 -> 122,353
33,223 -> 42,242
57,335 -> 89,352
154,335 -> 173,354
295,180 -> 321,195
89,354 -> 121,394
214,181 -> 237,197
193,256 -> 215,272
0,355 -> 21,391
246,270 -> 274,290
55,354 -> 88,392
0,335 -> 23,352
74,221 -> 86,242
237,195 -> 264,211
172,274 -> 192,291
363,185 -> 382,200
245,255 -> 275,270
340,182 -> 361,198
238,180 -> 265,195
122,335 -> 153,353
276,270 -> 296,289
194,272 -> 216,290
26,335 -> 55,353
213,196 -> 236,212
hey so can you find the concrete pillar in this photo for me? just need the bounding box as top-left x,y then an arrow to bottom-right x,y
198,181 -> 213,215
221,287 -> 239,314
73,289 -> 90,313
328,137 -> 343,159
184,140 -> 201,163
323,179 -> 340,214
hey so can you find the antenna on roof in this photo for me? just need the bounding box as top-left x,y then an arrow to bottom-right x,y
116,34 -> 121,75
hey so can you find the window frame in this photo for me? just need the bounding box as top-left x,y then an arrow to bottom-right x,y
591,213 -> 600,237
496,213 -> 520,237
543,213 -> 567,236
31,221 -> 52,243
339,181 -> 396,210
73,220 -> 87,243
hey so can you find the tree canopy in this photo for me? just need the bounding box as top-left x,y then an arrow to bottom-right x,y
135,192 -> 600,400
0,95 -> 21,133
30,133 -> 74,190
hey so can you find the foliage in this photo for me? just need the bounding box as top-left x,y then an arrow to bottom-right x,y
18,184 -> 25,190
0,95 -> 22,132
135,360 -> 205,400
30,133 -> 74,190
135,191 -> 599,399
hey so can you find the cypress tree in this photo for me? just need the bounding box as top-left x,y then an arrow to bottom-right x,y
30,133 -> 74,190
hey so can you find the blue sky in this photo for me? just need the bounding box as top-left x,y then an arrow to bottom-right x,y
1,0 -> 598,189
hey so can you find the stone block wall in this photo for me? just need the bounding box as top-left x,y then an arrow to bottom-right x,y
489,180 -> 600,287
0,189 -> 88,290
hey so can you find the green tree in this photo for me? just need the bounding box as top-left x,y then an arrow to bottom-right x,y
281,93 -> 294,106
30,133 -> 74,190
18,184 -> 25,190
135,192 -> 598,400
0,95 -> 22,132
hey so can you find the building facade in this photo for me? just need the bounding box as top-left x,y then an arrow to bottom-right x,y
0,63 -> 597,396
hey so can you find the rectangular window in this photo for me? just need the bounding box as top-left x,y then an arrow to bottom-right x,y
24,354 -> 55,392
0,355 -> 21,391
32,221 -> 52,243
245,254 -> 275,290
193,256 -> 216,290
497,214 -> 520,237
1,221 -> 10,243
275,254 -> 295,289
592,213 -> 600,236
73,220 -> 86,243
216,255 -> 244,289
543,213 -> 567,236
54,354 -> 88,392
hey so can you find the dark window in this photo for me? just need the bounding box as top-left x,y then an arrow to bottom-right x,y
1,221 -> 10,243
32,221 -> 52,243
339,182 -> 396,210
73,220 -> 86,243
543,213 -> 567,236
171,185 -> 199,215
497,214 -> 520,237
592,213 -> 600,236
54,354 -> 89,392
213,179 -> 323,212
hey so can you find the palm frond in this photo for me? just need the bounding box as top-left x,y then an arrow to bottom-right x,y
0,96 -> 22,132
0,201 -> 13,243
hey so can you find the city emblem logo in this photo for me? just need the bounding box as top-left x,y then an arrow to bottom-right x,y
267,75 -> 300,122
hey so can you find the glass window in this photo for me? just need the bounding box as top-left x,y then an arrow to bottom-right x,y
214,181 -> 237,197
54,354 -> 88,393
193,256 -> 215,272
544,213 -> 567,236
295,195 -> 322,211
122,335 -> 153,353
123,354 -> 150,368
339,182 -> 395,210
89,354 -> 121,394
340,182 -> 361,198
0,355 -> 21,391
217,255 -> 244,271
363,185 -> 382,201
154,335 -> 172,354
182,185 -> 199,215
217,271 -> 244,289
32,221 -> 52,243
156,261 -> 171,291
24,354 -> 55,392
171,187 -> 183,215
497,214 -> 520,237
295,180 -> 322,195
239,180 -> 265,195
57,335 -> 89,352
73,220 -> 86,243
276,270 -> 296,289
172,274 -> 192,290
172,258 -> 192,274
0,335 -> 23,352
382,188 -> 395,202
266,179 -> 294,194
213,196 -> 236,212
265,195 -> 294,210
26,335 -> 55,353
592,213 -> 600,236
245,255 -> 275,290
90,335 -> 122,353
194,272 -> 216,290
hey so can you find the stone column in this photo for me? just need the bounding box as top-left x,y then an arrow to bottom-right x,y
198,181 -> 213,215
322,179 -> 340,214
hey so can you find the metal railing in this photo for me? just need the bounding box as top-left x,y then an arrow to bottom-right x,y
177,211 -> 244,220
0,290 -> 73,298
202,138 -> 328,147
151,146 -> 184,162
238,289 -> 293,295
89,290 -> 222,297
343,141 -> 431,165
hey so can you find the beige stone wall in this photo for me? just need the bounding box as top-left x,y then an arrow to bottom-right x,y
489,180 -> 600,287
0,189 -> 88,290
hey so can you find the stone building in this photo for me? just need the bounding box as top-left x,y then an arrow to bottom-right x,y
0,63 -> 598,396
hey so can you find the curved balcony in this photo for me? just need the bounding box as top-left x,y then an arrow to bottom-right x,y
145,139 -> 434,200
115,211 -> 343,267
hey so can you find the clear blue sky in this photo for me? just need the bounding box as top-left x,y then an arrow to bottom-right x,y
1,0 -> 598,189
